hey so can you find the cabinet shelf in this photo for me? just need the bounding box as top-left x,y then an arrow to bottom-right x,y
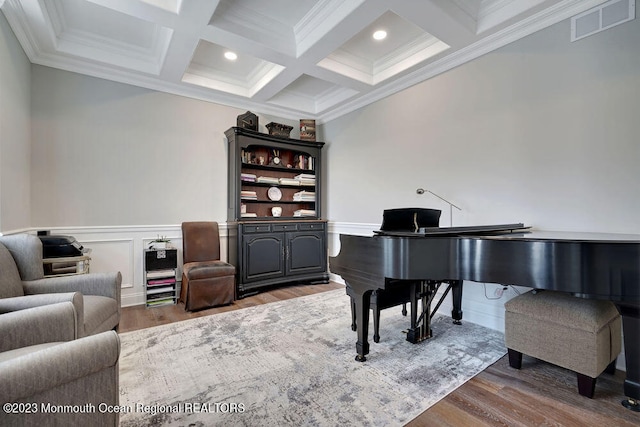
241,182 -> 315,189
241,199 -> 315,204
241,163 -> 315,174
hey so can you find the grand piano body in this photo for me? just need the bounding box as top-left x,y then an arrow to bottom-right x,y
329,224 -> 640,407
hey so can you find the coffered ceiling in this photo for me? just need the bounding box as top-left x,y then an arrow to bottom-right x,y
1,0 -> 607,122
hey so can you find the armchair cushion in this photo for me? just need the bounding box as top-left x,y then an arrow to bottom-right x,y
183,261 -> 236,280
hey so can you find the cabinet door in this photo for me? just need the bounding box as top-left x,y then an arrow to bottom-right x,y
242,232 -> 285,282
285,231 -> 327,276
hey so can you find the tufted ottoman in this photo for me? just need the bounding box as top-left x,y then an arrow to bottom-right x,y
505,290 -> 622,398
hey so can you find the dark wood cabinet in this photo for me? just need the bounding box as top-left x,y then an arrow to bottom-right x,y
226,127 -> 329,297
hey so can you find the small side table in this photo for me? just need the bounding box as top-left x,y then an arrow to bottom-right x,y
43,255 -> 91,277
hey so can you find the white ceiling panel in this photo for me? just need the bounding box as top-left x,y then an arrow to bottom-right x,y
1,0 -> 609,122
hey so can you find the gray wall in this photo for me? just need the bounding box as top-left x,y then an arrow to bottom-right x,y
29,66 -> 298,228
0,11 -> 31,232
323,16 -> 640,234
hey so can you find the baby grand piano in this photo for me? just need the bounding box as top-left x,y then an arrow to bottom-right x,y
329,215 -> 640,410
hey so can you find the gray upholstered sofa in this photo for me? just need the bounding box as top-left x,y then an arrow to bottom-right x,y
0,234 -> 121,337
0,302 -> 120,426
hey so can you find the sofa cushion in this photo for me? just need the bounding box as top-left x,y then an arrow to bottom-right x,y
0,245 -> 24,299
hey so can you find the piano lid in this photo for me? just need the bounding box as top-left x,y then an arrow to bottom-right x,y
374,224 -> 640,243
374,223 -> 530,237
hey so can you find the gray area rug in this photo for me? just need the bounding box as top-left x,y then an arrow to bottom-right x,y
119,288 -> 506,426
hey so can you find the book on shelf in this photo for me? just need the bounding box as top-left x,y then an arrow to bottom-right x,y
147,285 -> 175,294
256,176 -> 279,185
241,173 -> 256,182
294,209 -> 316,217
240,190 -> 257,200
294,155 -> 315,170
293,190 -> 316,201
147,298 -> 175,306
146,269 -> 176,279
278,177 -> 300,186
147,278 -> 176,286
147,291 -> 175,300
294,173 -> 315,186
241,212 -> 257,218
295,173 -> 315,180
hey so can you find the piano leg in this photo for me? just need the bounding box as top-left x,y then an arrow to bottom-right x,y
450,280 -> 463,325
349,297 -> 357,331
617,303 -> 640,412
346,283 -> 373,362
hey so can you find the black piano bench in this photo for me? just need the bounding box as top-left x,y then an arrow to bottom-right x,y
504,290 -> 622,398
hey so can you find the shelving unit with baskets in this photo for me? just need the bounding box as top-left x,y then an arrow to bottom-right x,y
144,248 -> 178,307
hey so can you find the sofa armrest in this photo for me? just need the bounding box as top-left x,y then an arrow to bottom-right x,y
0,303 -> 78,352
0,331 -> 120,403
23,271 -> 122,302
0,292 -> 82,314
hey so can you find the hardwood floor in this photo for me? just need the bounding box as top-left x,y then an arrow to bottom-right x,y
120,283 -> 640,426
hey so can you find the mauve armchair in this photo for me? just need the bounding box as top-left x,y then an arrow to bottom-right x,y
0,234 -> 121,337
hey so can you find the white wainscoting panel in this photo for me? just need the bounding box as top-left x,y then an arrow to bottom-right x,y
80,239 -> 134,288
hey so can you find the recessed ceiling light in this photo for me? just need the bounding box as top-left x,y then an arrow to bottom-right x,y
373,30 -> 387,40
224,51 -> 237,61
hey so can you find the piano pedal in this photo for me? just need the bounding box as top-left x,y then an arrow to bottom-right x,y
622,398 -> 640,412
405,328 -> 432,343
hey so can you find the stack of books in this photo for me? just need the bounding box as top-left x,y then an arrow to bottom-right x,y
241,212 -> 257,218
257,176 -> 279,185
146,270 -> 176,306
294,209 -> 316,217
293,190 -> 315,201
295,173 -> 315,186
241,173 -> 256,182
240,190 -> 257,200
